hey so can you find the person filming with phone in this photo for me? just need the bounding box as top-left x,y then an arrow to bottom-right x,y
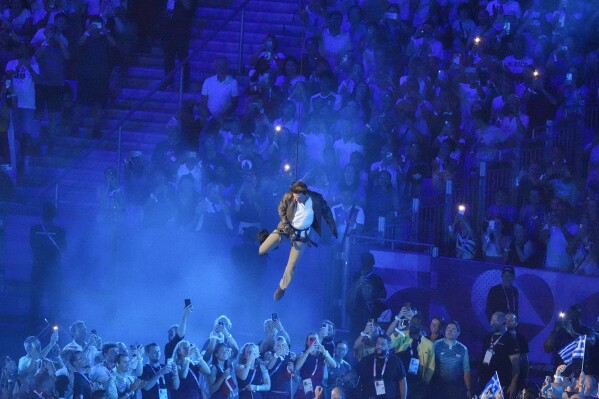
295,332 -> 337,399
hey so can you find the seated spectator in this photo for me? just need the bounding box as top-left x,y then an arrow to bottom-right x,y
508,222 -> 542,267
196,182 -> 233,233
176,151 -> 202,193
571,197 -> 599,277
517,187 -> 545,235
365,170 -> 398,231
200,57 -> 239,122
143,169 -> 176,228
540,196 -> 578,272
331,189 -> 365,243
299,0 -> 327,39
451,3 -> 476,51
331,163 -> 367,206
332,119 -> 363,169
300,36 -> 329,79
275,56 -> 306,96
309,72 -> 342,125
488,188 -> 518,224
151,118 -> 186,181
248,34 -> 284,77
449,209 -> 477,260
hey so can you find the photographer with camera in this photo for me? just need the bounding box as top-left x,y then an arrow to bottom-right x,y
266,336 -> 296,399
543,304 -> 594,369
388,308 -> 435,399
18,330 -> 59,391
203,315 -> 239,361
259,315 -> 290,355
294,332 -> 337,399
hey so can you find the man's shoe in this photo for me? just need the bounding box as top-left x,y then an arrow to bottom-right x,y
274,286 -> 286,301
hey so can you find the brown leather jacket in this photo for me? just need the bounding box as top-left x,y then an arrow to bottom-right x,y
276,190 -> 338,238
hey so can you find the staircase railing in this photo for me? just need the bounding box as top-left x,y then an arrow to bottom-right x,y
28,0 -> 251,206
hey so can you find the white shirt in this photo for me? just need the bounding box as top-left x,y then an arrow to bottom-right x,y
6,59 -> 39,109
63,340 -> 99,368
291,197 -> 314,230
201,74 -> 239,118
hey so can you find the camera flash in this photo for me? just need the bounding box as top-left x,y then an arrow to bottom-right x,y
283,163 -> 291,172
274,125 -> 282,133
559,312 -> 566,318
533,70 -> 539,77
53,325 -> 58,331
474,36 -> 481,44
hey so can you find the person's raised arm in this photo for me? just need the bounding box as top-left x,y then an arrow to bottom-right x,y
41,330 -> 59,359
177,304 -> 193,339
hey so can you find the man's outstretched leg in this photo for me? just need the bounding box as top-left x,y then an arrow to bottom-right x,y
259,230 -> 282,255
274,240 -> 307,300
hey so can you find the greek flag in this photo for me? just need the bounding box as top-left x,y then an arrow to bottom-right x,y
558,335 -> 586,366
480,371 -> 504,399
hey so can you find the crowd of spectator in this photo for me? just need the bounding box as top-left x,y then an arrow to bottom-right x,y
0,0 -> 599,274
1,297 -> 598,399
95,0 -> 599,276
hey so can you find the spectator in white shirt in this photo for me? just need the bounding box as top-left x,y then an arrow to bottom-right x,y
200,57 -> 239,121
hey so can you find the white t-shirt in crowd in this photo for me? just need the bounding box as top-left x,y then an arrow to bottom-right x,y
334,138 -> 363,169
5,59 -> 39,110
502,55 -> 533,75
321,28 -> 352,63
292,197 -> 314,230
201,74 -> 239,118
544,222 -> 578,272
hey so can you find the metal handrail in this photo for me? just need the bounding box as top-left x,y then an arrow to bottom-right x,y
29,0 -> 251,205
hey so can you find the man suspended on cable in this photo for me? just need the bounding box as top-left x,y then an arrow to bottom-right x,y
258,181 -> 338,301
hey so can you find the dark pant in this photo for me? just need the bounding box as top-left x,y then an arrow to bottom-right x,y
30,263 -> 62,326
162,19 -> 192,86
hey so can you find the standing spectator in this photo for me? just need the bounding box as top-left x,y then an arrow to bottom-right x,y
90,343 -> 119,392
70,350 -> 93,399
506,313 -> 529,392
200,57 -> 239,121
320,11 -> 352,70
5,44 -> 39,168
485,266 -> 519,321
432,321 -> 471,399
540,196 -> 578,272
195,182 -> 234,234
356,334 -> 407,399
235,343 -> 270,398
389,315 -> 435,399
294,332 -> 337,399
62,320 -> 100,368
162,0 -> 198,90
35,21 -> 70,150
72,17 -> 116,138
331,189 -> 365,244
29,202 -> 66,327
18,332 -> 59,391
170,340 -> 210,399
478,312 -> 520,398
266,336 -> 295,399
164,303 -> 193,361
449,210 -> 477,260
140,343 -> 180,399
325,341 -> 353,398
426,317 -> 444,342
209,343 -> 237,399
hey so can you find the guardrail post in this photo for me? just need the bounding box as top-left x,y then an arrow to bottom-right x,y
237,3 -> 246,74
478,162 -> 486,225
442,179 -> 453,255
410,197 -> 419,242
